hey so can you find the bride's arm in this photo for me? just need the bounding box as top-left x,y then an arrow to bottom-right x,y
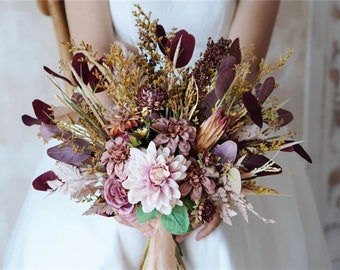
65,0 -> 114,54
229,0 -> 280,83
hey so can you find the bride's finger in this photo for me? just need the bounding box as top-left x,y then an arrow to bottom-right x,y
176,220 -> 202,242
114,215 -> 134,227
195,212 -> 221,241
175,232 -> 190,243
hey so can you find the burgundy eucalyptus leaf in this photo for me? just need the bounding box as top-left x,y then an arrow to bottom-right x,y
32,170 -> 59,191
293,143 -> 312,163
243,155 -> 282,176
156,25 -> 195,68
280,146 -> 294,152
218,56 -> 237,72
72,53 -> 90,85
242,91 -> 263,128
39,124 -> 62,140
88,64 -> 106,93
31,99 -> 54,125
277,108 -> 294,127
258,76 -> 275,104
243,154 -> 268,169
214,140 -> 238,163
168,30 -> 195,68
156,24 -> 167,55
281,141 -> 312,163
228,38 -> 241,64
215,56 -> 237,99
43,66 -> 73,86
47,139 -> 92,165
22,114 -> 41,126
200,91 -> 218,120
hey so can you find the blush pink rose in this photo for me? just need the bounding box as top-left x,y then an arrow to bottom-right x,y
104,175 -> 136,222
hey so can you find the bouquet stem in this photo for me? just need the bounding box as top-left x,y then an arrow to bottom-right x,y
138,223 -> 186,270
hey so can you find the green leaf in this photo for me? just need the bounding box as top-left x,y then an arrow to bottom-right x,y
182,196 -> 195,211
161,205 -> 190,235
127,135 -> 142,148
136,205 -> 160,223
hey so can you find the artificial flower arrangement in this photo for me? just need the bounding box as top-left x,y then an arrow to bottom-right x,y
23,6 -> 311,269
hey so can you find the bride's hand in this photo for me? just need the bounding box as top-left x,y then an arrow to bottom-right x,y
175,210 -> 222,242
115,215 -> 159,238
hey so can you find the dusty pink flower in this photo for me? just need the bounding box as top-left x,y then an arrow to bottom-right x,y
101,137 -> 129,178
104,175 -> 136,222
136,85 -> 168,111
179,158 -> 218,201
151,117 -> 196,156
195,199 -> 217,223
200,151 -> 218,167
122,142 -> 190,215
103,104 -> 139,136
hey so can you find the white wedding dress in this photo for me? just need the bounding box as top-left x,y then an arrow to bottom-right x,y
4,1 -> 333,269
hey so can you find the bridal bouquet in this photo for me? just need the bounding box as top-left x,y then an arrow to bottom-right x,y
23,6 -> 311,269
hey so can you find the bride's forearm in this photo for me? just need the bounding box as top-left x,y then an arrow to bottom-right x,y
65,0 -> 114,56
228,0 -> 280,84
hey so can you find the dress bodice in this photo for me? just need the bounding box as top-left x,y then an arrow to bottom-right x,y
108,1 -> 237,61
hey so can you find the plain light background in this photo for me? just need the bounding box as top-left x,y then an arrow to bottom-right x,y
0,0 -> 59,264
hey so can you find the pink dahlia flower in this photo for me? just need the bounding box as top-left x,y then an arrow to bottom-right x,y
104,175 -> 136,222
122,142 -> 190,215
179,158 -> 218,201
151,117 -> 196,157
101,136 -> 129,178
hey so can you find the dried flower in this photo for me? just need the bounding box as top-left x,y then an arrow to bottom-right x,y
192,37 -> 232,95
104,104 -> 139,136
101,136 -> 130,178
151,117 -> 196,156
200,151 -> 218,168
179,158 -> 218,201
213,175 -> 274,225
123,142 -> 189,215
196,108 -> 229,152
194,198 -> 217,223
136,85 -> 168,111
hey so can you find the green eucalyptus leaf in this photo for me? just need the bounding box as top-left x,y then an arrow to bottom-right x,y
136,205 -> 160,223
161,205 -> 190,235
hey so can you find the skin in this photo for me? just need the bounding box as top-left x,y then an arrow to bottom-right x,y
65,0 -> 280,241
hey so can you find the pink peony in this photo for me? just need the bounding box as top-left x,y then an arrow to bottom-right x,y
104,175 -> 136,222
123,142 -> 190,215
